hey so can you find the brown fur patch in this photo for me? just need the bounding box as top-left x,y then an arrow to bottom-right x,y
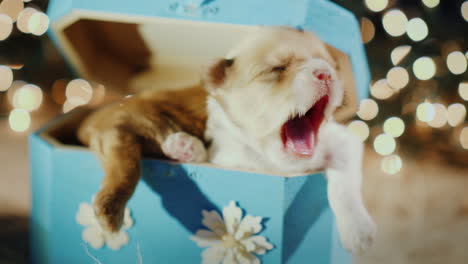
208,59 -> 234,87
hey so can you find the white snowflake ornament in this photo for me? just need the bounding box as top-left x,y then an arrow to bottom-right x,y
76,202 -> 133,250
191,201 -> 274,264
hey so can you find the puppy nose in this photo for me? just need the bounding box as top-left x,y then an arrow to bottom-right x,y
313,70 -> 332,81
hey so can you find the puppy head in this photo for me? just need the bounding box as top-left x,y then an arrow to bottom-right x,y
205,27 -> 345,158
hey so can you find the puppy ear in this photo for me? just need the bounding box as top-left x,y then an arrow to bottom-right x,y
203,58 -> 234,91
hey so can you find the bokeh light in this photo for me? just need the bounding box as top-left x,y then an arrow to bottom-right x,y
416,102 -> 435,122
0,14 -> 13,41
66,79 -> 93,105
357,98 -> 379,120
446,51 -> 467,75
382,9 -> 408,37
63,100 -> 78,113
422,0 -> 440,8
374,133 -> 396,156
7,80 -> 27,104
0,0 -> 24,22
387,67 -> 409,90
459,82 -> 468,100
406,18 -> 428,42
12,84 -> 43,111
347,120 -> 370,142
381,155 -> 402,175
413,57 -> 436,80
461,127 -> 468,149
383,117 -> 405,137
462,1 -> 468,22
360,17 -> 375,44
8,109 -> 31,132
17,7 -> 37,33
447,103 -> 466,127
0,65 -> 13,91
28,11 -> 49,36
427,103 -> 447,128
391,45 -> 412,65
370,79 -> 394,99
365,0 -> 388,12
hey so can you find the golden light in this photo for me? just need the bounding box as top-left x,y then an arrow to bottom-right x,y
347,120 -> 370,142
381,155 -> 402,175
16,7 -> 37,33
386,67 -> 409,90
0,14 -> 13,41
447,103 -> 466,127
66,79 -> 93,105
427,103 -> 447,128
365,0 -> 388,12
12,84 -> 43,111
406,18 -> 428,42
0,65 -> 13,91
416,102 -> 435,122
28,11 -> 49,36
383,117 -> 405,138
461,127 -> 468,149
462,1 -> 468,22
357,98 -> 379,120
382,9 -> 408,37
360,17 -> 375,44
63,100 -> 78,113
459,82 -> 468,100
391,45 -> 412,65
7,80 -> 26,104
373,134 -> 396,156
413,57 -> 436,80
0,0 -> 24,21
422,0 -> 440,8
370,79 -> 394,99
8,109 -> 31,132
446,51 -> 467,75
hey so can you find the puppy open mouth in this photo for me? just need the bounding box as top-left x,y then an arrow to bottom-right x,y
281,95 -> 329,157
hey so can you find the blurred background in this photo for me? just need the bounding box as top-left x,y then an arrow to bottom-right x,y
0,0 -> 467,263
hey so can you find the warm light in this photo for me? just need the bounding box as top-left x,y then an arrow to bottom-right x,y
386,67 -> 409,90
365,0 -> 388,12
462,1 -> 468,22
461,127 -> 468,149
416,102 -> 435,122
370,79 -> 394,99
63,100 -> 78,113
374,134 -> 396,156
413,57 -> 436,80
422,0 -> 440,8
459,82 -> 468,100
427,103 -> 447,128
357,99 -> 379,120
8,109 -> 31,132
382,9 -> 408,37
406,18 -> 428,42
391,45 -> 412,65
7,80 -> 26,104
0,0 -> 24,21
360,17 -> 375,44
0,65 -> 13,91
446,51 -> 467,75
447,103 -> 466,127
16,7 -> 37,33
66,79 -> 93,105
383,117 -> 405,138
28,11 -> 49,36
0,14 -> 13,41
347,120 -> 370,142
12,84 -> 43,111
381,155 -> 402,175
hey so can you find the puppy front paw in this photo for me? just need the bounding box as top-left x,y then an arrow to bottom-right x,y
338,214 -> 377,255
162,132 -> 207,162
94,190 -> 126,233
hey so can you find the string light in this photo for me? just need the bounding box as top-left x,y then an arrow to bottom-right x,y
462,1 -> 468,22
12,84 -> 43,111
422,0 -> 440,8
7,80 -> 27,104
0,0 -> 24,22
427,103 -> 447,128
8,109 -> 31,132
66,79 -> 93,105
347,120 -> 370,142
365,0 -> 388,12
360,17 -> 375,44
416,102 -> 435,122
382,9 -> 408,37
28,11 -> 49,36
381,155 -> 403,175
0,14 -> 13,41
447,103 -> 466,127
461,127 -> 468,149
374,134 -> 396,156
391,45 -> 412,65
0,65 -> 13,91
17,7 -> 37,33
413,57 -> 436,80
370,79 -> 394,99
357,98 -> 379,120
446,51 -> 467,75
63,100 -> 78,113
459,82 -> 468,101
406,18 -> 428,42
387,67 -> 409,90
383,117 -> 405,137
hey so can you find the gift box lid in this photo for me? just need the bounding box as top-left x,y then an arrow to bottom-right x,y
47,0 -> 370,121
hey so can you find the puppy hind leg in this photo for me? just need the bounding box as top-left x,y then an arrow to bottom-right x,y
161,132 -> 207,163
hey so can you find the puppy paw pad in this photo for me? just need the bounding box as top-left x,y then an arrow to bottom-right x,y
162,132 -> 207,162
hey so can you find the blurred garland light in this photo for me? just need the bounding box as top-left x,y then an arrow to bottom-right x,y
380,154 -> 402,175
422,0 -> 440,8
459,82 -> 468,101
462,1 -> 468,22
365,0 -> 388,12
382,9 -> 408,37
357,98 -> 379,120
447,103 -> 466,127
391,45 -> 412,65
383,117 -> 405,137
8,109 -> 31,132
406,18 -> 428,42
17,7 -> 38,33
446,51 -> 467,75
28,11 -> 49,36
370,79 -> 394,99
373,133 -> 396,156
387,67 -> 409,90
347,120 -> 370,142
12,84 -> 43,111
0,14 -> 13,41
427,103 -> 447,128
66,79 -> 93,104
0,0 -> 24,22
360,17 -> 375,44
461,127 -> 468,149
416,102 -> 435,122
413,57 -> 436,80
0,65 -> 13,91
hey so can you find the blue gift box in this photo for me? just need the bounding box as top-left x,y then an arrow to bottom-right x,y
30,0 -> 370,263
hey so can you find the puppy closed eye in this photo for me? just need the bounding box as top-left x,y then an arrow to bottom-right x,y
272,65 -> 287,73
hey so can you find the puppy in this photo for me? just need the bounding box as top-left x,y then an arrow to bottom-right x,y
78,26 -> 376,255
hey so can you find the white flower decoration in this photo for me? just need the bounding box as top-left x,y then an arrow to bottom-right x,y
191,201 -> 274,264
76,202 -> 133,250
